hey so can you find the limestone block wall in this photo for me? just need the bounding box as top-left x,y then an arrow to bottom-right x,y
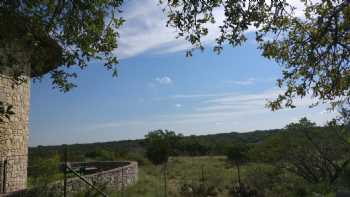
62,161 -> 138,194
0,48 -> 31,193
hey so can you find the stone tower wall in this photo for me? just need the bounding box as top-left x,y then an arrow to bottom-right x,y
0,47 -> 30,193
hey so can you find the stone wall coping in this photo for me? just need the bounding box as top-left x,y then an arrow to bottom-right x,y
65,161 -> 137,180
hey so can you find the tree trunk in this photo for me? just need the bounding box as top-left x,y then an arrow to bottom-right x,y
0,44 -> 31,193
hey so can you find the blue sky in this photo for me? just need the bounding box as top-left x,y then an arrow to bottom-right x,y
29,0 -> 334,146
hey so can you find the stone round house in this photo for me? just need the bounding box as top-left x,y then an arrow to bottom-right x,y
0,13 -> 62,193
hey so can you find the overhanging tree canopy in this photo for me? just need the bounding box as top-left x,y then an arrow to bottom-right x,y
161,0 -> 350,111
0,0 -> 124,91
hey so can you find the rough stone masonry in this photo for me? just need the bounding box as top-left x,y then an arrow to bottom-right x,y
0,46 -> 31,193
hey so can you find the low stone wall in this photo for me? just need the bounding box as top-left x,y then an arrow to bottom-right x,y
64,161 -> 138,193
0,161 -> 138,197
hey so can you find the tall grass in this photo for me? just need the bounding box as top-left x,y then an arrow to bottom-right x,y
113,156 -> 266,197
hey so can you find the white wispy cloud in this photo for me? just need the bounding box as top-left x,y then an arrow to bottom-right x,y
116,0 -> 186,59
195,89 -> 322,114
224,78 -> 256,86
115,0 -> 226,59
116,0 -> 312,59
171,93 -> 230,99
155,76 -> 173,85
175,103 -> 182,108
152,93 -> 231,102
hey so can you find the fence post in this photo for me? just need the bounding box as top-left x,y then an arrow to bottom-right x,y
63,145 -> 68,197
159,168 -> 162,197
201,164 -> 205,184
164,163 -> 167,197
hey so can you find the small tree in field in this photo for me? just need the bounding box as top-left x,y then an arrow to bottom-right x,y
145,130 -> 182,197
226,144 -> 258,197
144,130 -> 182,165
226,144 -> 249,185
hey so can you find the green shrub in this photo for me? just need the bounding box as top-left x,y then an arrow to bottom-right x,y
28,154 -> 62,187
244,165 -> 309,197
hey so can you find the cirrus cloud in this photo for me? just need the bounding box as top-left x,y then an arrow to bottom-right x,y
116,0 -> 314,59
